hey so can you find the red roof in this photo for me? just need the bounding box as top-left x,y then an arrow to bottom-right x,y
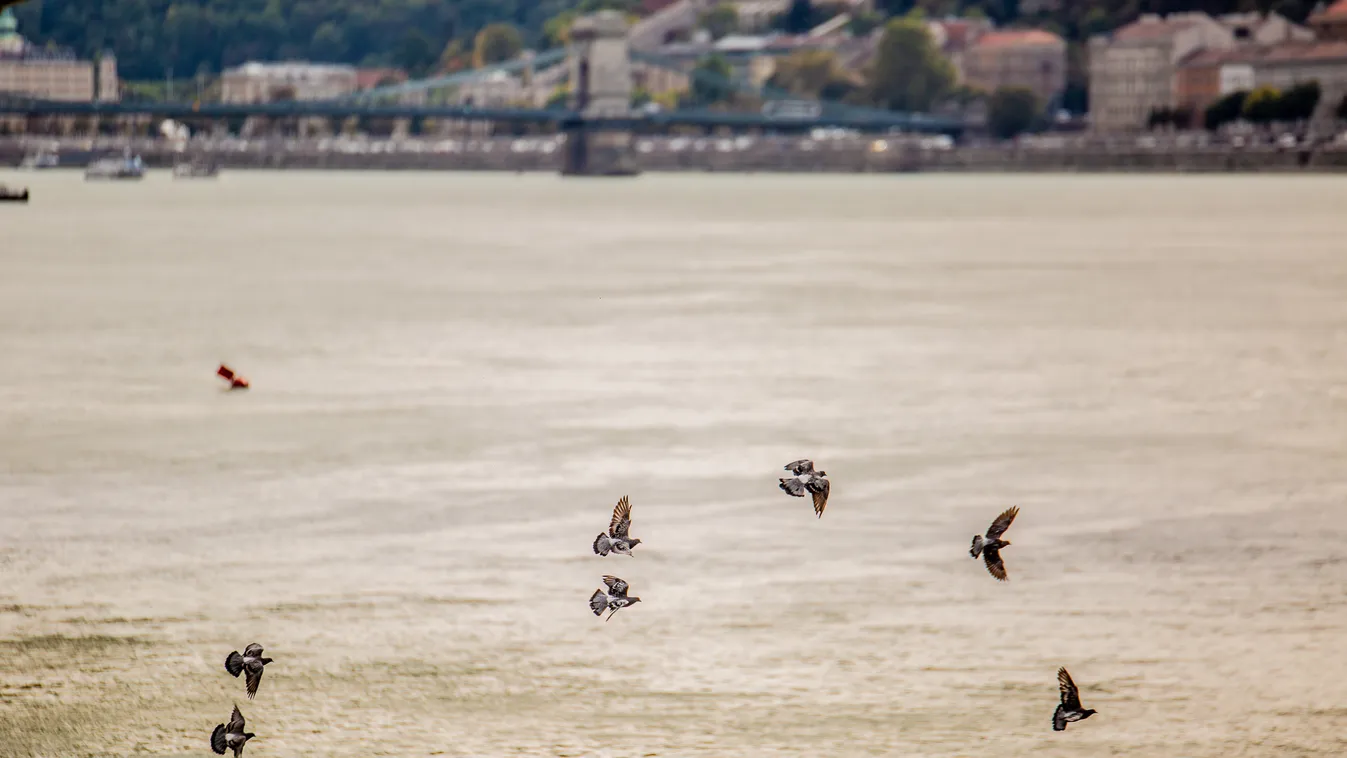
972,29 -> 1064,48
1313,0 -> 1347,19
1113,15 -> 1203,42
355,67 -> 407,90
1178,40 -> 1347,68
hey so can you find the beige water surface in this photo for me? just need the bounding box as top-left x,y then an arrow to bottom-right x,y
1,170 -> 1345,757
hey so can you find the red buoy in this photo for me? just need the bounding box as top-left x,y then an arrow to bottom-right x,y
217,364 -> 250,390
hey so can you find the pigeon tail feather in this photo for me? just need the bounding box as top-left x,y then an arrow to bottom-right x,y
1052,705 -> 1067,732
224,652 -> 244,677
969,535 -> 983,558
593,534 -> 611,556
211,724 -> 228,755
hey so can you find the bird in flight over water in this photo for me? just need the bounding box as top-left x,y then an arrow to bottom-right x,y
211,704 -> 256,758
1053,667 -> 1098,731
970,506 -> 1019,581
779,459 -> 830,517
224,643 -> 273,700
593,495 -> 642,556
589,575 -> 642,621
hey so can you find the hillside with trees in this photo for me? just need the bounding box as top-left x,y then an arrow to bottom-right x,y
3,0 -> 1325,84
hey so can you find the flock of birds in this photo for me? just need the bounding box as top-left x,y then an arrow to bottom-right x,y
205,450 -> 1094,755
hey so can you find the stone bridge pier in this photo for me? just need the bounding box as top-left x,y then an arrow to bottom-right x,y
562,11 -> 640,177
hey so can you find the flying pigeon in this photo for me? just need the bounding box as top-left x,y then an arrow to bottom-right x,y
217,364 -> 249,390
224,643 -> 273,700
210,704 -> 256,758
970,506 -> 1019,581
588,575 -> 642,622
779,459 -> 830,517
1052,667 -> 1098,731
593,495 -> 642,556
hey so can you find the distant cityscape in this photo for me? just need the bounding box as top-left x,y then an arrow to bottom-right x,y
4,1 -> 1347,134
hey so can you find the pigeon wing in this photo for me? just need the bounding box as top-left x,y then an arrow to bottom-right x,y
985,506 -> 1019,539
1057,668 -> 1082,710
609,496 -> 632,539
779,477 -> 807,497
227,705 -> 246,733
983,546 -> 1008,581
244,662 -> 264,700
808,477 -> 830,518
784,459 -> 814,475
211,724 -> 228,755
602,575 -> 629,598
242,643 -> 264,658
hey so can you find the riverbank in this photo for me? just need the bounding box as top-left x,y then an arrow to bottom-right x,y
6,135 -> 1347,173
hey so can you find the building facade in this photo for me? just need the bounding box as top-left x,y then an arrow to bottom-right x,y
1309,0 -> 1347,42
963,29 -> 1067,107
1088,13 -> 1236,131
1179,41 -> 1347,125
220,62 -> 358,103
0,8 -> 118,102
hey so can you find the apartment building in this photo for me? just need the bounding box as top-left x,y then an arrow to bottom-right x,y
963,29 -> 1066,107
1088,13 -> 1236,131
0,8 -> 118,102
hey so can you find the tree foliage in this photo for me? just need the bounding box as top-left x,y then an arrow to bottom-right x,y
768,49 -> 852,98
987,86 -> 1038,139
1241,86 -> 1283,123
867,17 -> 955,112
472,23 -> 524,68
1204,90 -> 1247,130
688,53 -> 736,106
5,0 -> 603,80
699,4 -> 739,40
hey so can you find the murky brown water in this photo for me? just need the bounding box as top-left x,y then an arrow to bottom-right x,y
1,170 -> 1346,757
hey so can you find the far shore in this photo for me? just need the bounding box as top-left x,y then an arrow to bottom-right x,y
4,134 -> 1347,174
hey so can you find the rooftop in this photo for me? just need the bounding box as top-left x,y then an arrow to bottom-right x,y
225,61 -> 357,77
1112,12 -> 1209,43
1312,0 -> 1347,20
972,29 -> 1065,48
1179,40 -> 1347,67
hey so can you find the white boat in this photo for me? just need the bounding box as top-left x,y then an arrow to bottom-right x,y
85,151 -> 145,180
20,150 -> 59,169
172,160 -> 219,179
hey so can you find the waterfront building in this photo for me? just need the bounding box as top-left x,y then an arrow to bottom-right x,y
220,61 -> 358,103
0,8 -> 118,102
1089,13 -> 1236,132
963,29 -> 1067,107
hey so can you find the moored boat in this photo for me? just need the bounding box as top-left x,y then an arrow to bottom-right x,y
0,184 -> 30,202
85,151 -> 145,180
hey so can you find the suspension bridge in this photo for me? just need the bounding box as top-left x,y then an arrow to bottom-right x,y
0,11 -> 963,175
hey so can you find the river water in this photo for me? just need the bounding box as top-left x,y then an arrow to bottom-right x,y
1,170 -> 1345,757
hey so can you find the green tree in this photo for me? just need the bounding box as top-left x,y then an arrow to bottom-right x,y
473,23 -> 524,67
542,12 -> 577,49
768,49 -> 849,98
848,10 -> 884,35
1281,80 -> 1321,122
867,17 -> 955,112
438,39 -> 470,74
689,53 -> 736,106
700,4 -> 740,40
1242,85 -> 1282,124
395,30 -> 436,75
987,86 -> 1039,139
310,22 -> 349,62
1204,90 -> 1247,130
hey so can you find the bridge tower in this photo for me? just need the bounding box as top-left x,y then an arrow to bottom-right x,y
562,11 -> 639,177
